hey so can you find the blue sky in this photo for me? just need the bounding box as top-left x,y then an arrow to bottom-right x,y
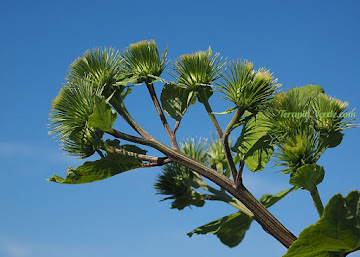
1,0 -> 360,256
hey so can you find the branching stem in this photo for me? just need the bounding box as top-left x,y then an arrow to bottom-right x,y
146,82 -> 180,150
108,128 -> 297,248
198,90 -> 223,138
222,108 -> 244,181
104,145 -> 171,164
198,181 -> 253,217
199,90 -> 242,181
236,160 -> 245,187
109,96 -> 154,140
173,120 -> 181,135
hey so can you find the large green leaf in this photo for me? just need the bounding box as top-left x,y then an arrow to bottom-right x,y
234,112 -> 273,171
284,190 -> 360,257
188,212 -> 253,247
260,187 -> 297,208
88,96 -> 117,132
289,164 -> 325,191
160,83 -> 196,121
47,154 -> 141,184
244,134 -> 274,172
88,97 -> 117,132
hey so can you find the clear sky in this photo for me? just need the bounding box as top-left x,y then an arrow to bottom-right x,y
1,0 -> 360,256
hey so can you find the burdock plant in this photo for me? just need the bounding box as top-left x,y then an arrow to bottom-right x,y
48,40 -> 359,256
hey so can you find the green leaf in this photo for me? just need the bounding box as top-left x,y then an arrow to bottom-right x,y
289,164 -> 325,191
260,187 -> 297,208
160,83 -> 196,121
47,154 -> 141,184
113,86 -> 133,102
187,187 -> 295,248
171,190 -> 205,210
245,134 -> 274,172
188,212 -> 253,248
320,131 -> 344,149
234,112 -> 273,171
216,213 -> 253,247
88,96 -> 117,132
197,86 -> 214,104
120,144 -> 147,155
188,214 -> 229,236
284,190 -> 360,257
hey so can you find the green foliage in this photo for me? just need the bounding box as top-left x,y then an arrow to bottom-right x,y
275,129 -> 319,174
188,212 -> 253,247
49,41 -> 358,254
160,83 -> 196,121
207,137 -> 238,177
88,96 -> 117,132
180,138 -> 208,163
188,187 -> 296,247
47,152 -> 142,184
154,163 -> 204,210
259,187 -> 297,208
172,48 -> 225,90
267,85 -> 324,138
289,164 -> 324,191
121,40 -> 167,83
284,191 -> 360,257
218,60 -> 278,113
196,85 -> 214,104
233,112 -> 273,172
67,47 -> 123,88
268,85 -> 354,174
49,81 -> 104,158
104,139 -> 148,157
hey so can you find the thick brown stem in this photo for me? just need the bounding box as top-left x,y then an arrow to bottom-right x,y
231,185 -> 297,248
109,129 -> 297,248
170,149 -> 297,248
